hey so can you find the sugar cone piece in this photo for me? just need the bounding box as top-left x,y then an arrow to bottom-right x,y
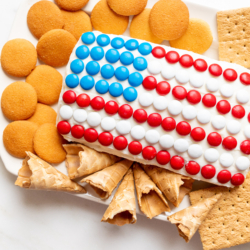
63,144 -> 121,179
15,152 -> 86,193
168,193 -> 222,242
81,159 -> 133,199
133,163 -> 170,219
101,168 -> 137,226
143,165 -> 194,207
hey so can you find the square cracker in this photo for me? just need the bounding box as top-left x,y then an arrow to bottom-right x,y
189,172 -> 250,250
217,7 -> 250,68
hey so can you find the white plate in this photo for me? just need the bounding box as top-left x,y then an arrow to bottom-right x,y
0,0 -> 219,221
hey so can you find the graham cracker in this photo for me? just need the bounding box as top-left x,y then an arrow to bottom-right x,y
189,172 -> 250,250
217,7 -> 250,68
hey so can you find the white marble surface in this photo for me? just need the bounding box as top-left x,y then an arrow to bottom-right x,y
0,0 -> 250,249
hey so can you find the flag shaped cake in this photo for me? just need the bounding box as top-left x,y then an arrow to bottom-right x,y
57,31 -> 250,187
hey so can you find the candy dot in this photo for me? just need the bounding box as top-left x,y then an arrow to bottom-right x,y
188,144 -> 202,158
142,76 -> 157,90
179,54 -> 193,68
190,127 -> 206,141
139,93 -> 153,107
236,89 -> 249,104
105,49 -> 120,63
216,100 -> 231,114
70,59 -> 84,74
86,61 -> 100,75
133,57 -> 147,71
209,64 -> 222,76
207,132 -> 222,146
73,109 -> 87,123
120,51 -> 134,65
170,155 -> 184,170
147,60 -> 162,75
128,141 -> 142,155
161,117 -> 176,131
172,86 -> 187,100
204,148 -> 219,163
152,46 -> 165,58
175,70 -> 189,84
133,109 -> 148,123
201,165 -> 216,179
76,93 -> 90,107
111,37 -> 124,49
115,66 -> 129,81
226,120 -> 241,134
220,84 -> 234,98
142,146 -> 157,160
147,113 -> 162,127
145,129 -> 160,144
176,121 -> 191,136
168,100 -> 182,116
206,78 -> 219,92
174,139 -> 189,153
97,34 -> 110,47
153,96 -> 168,111
186,90 -> 201,104
95,80 -> 109,94
185,161 -> 200,175
165,51 -> 179,63
63,90 -> 76,104
101,64 -> 115,79
197,110 -> 211,124
161,66 -> 175,80
118,104 -> 133,119
80,75 -> 95,90
240,72 -> 250,85
231,173 -> 245,186
232,105 -> 245,119
65,74 -> 79,88
113,136 -> 128,150
57,121 -> 71,135
219,153 -> 234,168
217,170 -> 231,184
76,45 -> 89,59
223,68 -> 237,81
87,112 -> 101,127
202,93 -> 216,108
81,32 -> 95,44
240,140 -> 250,155
84,128 -> 98,142
71,125 -> 85,139
193,59 -> 207,72
109,82 -> 123,97
182,105 -> 197,120
156,151 -> 171,165
236,156 -> 249,171
116,121 -> 131,135
123,87 -> 137,102
105,101 -> 119,115
90,96 -> 105,110
211,115 -> 226,130
128,72 -> 143,87
125,39 -> 139,51
138,42 -> 152,55
156,81 -> 171,95
222,136 -> 237,150
159,135 -> 174,149
190,74 -> 204,88
98,132 -> 113,146
101,117 -> 116,131
90,46 -> 104,61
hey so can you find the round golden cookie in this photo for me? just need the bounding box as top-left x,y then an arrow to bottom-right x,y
91,0 -> 129,35
1,81 -> 37,121
27,1 -> 64,39
61,10 -> 92,40
28,104 -> 57,126
169,18 -> 213,54
36,29 -> 77,67
3,121 -> 39,158
149,0 -> 189,41
33,123 -> 66,164
1,39 -> 37,77
107,0 -> 147,16
55,0 -> 89,11
26,65 -> 62,105
130,9 -> 163,44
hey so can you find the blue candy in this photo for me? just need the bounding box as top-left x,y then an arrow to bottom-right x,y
105,49 -> 120,63
65,74 -> 79,88
97,34 -> 110,47
76,45 -> 89,59
86,61 -> 100,75
101,64 -> 115,79
123,87 -> 138,102
90,46 -> 104,61
70,59 -> 84,74
133,57 -> 147,71
128,72 -> 143,87
111,37 -> 124,49
120,51 -> 134,65
109,82 -> 123,97
95,80 -> 109,94
138,42 -> 152,55
115,66 -> 129,81
80,75 -> 95,90
81,32 -> 95,44
125,39 -> 139,51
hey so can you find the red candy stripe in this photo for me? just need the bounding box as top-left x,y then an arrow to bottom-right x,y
202,93 -> 216,108
90,96 -> 105,110
186,90 -> 201,105
170,155 -> 185,170
179,54 -> 193,68
128,141 -> 142,155
142,76 -> 157,90
63,90 -> 76,104
231,173 -> 245,186
118,104 -> 133,119
190,127 -> 206,141
133,109 -> 148,123
142,146 -> 157,160
152,46 -> 166,58
217,170 -> 231,184
113,136 -> 128,150
172,86 -> 187,100
185,161 -> 200,175
71,125 -> 85,139
176,121 -> 191,136
222,136 -> 237,150
105,100 -> 119,115
223,68 -> 237,81
76,93 -> 90,107
57,121 -> 71,135
165,51 -> 179,63
240,72 -> 250,85
209,64 -> 222,77
98,132 -> 113,146
84,128 -> 98,142
156,150 -> 171,165
216,100 -> 231,114
232,105 -> 245,119
240,140 -> 250,155
207,132 -> 222,146
193,59 -> 208,72
201,165 -> 216,179
156,81 -> 171,95
147,113 -> 162,127
161,117 -> 176,131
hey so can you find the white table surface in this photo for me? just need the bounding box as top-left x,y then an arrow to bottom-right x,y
0,0 -> 250,249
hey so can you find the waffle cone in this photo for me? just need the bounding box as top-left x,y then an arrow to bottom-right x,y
133,163 -> 170,219
168,193 -> 222,242
143,165 -> 194,207
101,168 -> 137,226
15,152 -> 86,193
82,159 -> 133,199
63,144 -> 121,179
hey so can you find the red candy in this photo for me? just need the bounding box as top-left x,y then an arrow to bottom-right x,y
202,93 -> 216,108
232,105 -> 245,119
104,101 -> 119,115
240,72 -> 250,85
57,121 -> 71,135
185,161 -> 200,175
156,81 -> 171,95
222,136 -> 237,150
71,125 -> 85,139
170,155 -> 185,170
133,109 -> 148,123
84,128 -> 98,142
207,132 -> 222,146
147,113 -> 162,127
165,51 -> 179,63
76,93 -> 90,107
142,76 -> 157,90
98,132 -> 113,146
118,104 -> 133,119
176,121 -> 191,136
113,136 -> 128,150
128,141 -> 142,155
172,86 -> 187,100
217,170 -> 231,184
63,90 -> 76,104
161,117 -> 176,131
193,59 -> 208,72
240,140 -> 250,155
231,173 -> 245,186
179,54 -> 193,68
209,64 -> 222,77
201,165 -> 216,179
190,127 -> 206,141
142,146 -> 157,160
216,100 -> 231,114
248,113 -> 250,123
223,68 -> 237,81
152,46 -> 166,58
186,90 -> 201,104
156,150 -> 171,165
90,96 -> 105,110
